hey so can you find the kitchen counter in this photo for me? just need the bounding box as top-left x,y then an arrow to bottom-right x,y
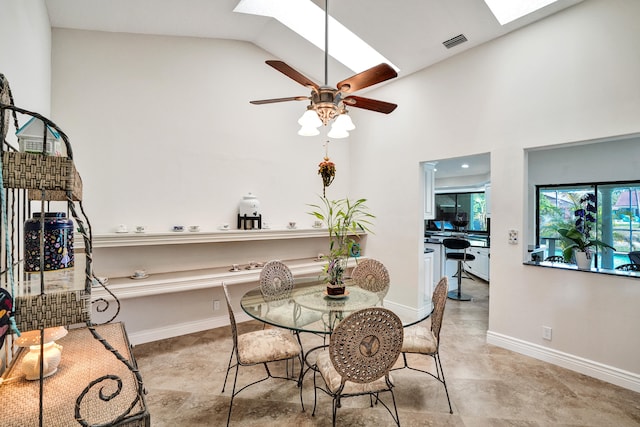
425,233 -> 490,283
424,233 -> 490,248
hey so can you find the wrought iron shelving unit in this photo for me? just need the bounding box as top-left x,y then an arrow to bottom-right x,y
0,75 -> 149,426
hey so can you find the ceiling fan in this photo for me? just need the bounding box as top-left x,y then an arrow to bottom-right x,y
249,0 -> 398,137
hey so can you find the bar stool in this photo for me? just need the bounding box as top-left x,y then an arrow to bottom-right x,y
443,238 -> 474,301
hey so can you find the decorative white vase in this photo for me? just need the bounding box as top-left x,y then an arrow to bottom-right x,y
239,193 -> 261,217
574,250 -> 592,270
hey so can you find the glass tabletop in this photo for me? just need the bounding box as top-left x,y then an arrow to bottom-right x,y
240,278 -> 433,334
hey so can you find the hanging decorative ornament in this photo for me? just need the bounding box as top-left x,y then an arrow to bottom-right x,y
318,141 -> 335,197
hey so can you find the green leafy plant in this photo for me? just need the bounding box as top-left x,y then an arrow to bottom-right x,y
557,193 -> 615,262
308,197 -> 374,284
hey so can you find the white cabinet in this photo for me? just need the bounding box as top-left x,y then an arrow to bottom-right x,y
464,247 -> 490,282
425,242 -> 443,284
423,250 -> 434,301
424,162 -> 436,219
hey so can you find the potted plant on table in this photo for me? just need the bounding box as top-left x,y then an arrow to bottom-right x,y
557,193 -> 615,270
308,197 -> 374,295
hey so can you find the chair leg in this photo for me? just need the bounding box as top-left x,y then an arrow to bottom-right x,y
226,361 -> 241,426
389,389 -> 401,426
312,367 -> 319,416
221,350 -> 235,392
435,352 -> 453,414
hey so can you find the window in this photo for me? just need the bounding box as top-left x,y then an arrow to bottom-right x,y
431,192 -> 488,232
536,181 -> 640,269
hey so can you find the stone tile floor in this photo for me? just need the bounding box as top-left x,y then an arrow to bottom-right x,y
133,279 -> 640,426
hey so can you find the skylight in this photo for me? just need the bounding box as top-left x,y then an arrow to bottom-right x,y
234,0 -> 399,75
484,0 -> 560,25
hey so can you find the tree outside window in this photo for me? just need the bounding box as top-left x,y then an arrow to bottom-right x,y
537,182 -> 640,269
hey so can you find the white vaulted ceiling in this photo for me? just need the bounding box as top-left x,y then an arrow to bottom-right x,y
44,0 -> 583,87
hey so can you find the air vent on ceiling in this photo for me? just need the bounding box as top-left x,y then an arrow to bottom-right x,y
443,34 -> 468,49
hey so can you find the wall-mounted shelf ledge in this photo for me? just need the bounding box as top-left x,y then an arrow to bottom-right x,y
80,228 -> 344,248
91,257 -> 362,300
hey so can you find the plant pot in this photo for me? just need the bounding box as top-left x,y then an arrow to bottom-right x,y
326,283 -> 346,296
574,250 -> 592,270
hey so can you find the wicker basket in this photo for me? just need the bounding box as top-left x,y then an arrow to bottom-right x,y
2,151 -> 83,201
14,290 -> 90,332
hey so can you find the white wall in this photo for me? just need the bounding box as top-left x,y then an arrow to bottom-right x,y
0,0 -> 51,120
351,0 -> 640,389
43,0 -> 640,390
51,29 -> 351,234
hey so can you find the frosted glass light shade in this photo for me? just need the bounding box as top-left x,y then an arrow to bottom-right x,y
327,126 -> 349,139
333,113 -> 355,131
298,125 -> 320,136
298,109 -> 322,128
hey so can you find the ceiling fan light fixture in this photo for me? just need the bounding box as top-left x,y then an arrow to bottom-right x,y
298,108 -> 323,128
298,125 -> 320,136
327,125 -> 349,139
333,112 -> 355,131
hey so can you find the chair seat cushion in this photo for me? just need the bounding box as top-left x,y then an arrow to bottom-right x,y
316,350 -> 393,394
401,324 -> 437,354
237,329 -> 301,365
446,253 -> 475,261
263,304 -> 324,328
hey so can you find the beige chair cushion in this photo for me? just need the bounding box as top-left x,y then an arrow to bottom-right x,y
264,304 -> 324,329
316,350 -> 393,394
401,324 -> 437,354
237,329 -> 301,365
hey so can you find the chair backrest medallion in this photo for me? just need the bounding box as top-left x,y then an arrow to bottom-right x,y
329,307 -> 403,384
259,260 -> 294,302
351,258 -> 390,295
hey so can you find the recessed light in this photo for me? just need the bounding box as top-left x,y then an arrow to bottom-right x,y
461,164 -> 470,169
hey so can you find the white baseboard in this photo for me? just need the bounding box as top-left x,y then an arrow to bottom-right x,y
384,300 -> 432,322
486,330 -> 640,393
127,312 -> 251,346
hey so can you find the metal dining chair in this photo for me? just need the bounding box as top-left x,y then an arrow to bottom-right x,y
351,258 -> 390,305
312,307 -> 403,426
394,276 -> 453,414
221,282 -> 303,426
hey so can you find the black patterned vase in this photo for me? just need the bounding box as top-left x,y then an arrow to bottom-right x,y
24,212 -> 74,272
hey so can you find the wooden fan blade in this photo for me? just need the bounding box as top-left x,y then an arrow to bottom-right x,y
266,60 -> 320,90
343,96 -> 397,114
250,96 -> 309,105
336,63 -> 398,93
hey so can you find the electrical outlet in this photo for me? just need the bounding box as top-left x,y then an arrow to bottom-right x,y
542,326 -> 552,341
213,300 -> 220,311
508,229 -> 518,244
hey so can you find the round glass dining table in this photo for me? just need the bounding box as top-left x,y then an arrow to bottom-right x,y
240,278 -> 433,335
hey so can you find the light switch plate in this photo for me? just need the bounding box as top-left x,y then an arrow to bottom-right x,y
508,229 -> 518,244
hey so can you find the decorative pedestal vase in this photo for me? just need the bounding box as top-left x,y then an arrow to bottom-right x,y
574,250 -> 592,270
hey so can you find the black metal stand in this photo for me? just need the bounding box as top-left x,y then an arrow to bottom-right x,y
447,258 -> 472,301
237,214 -> 262,230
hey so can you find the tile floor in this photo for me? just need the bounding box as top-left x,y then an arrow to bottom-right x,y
133,278 -> 640,426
